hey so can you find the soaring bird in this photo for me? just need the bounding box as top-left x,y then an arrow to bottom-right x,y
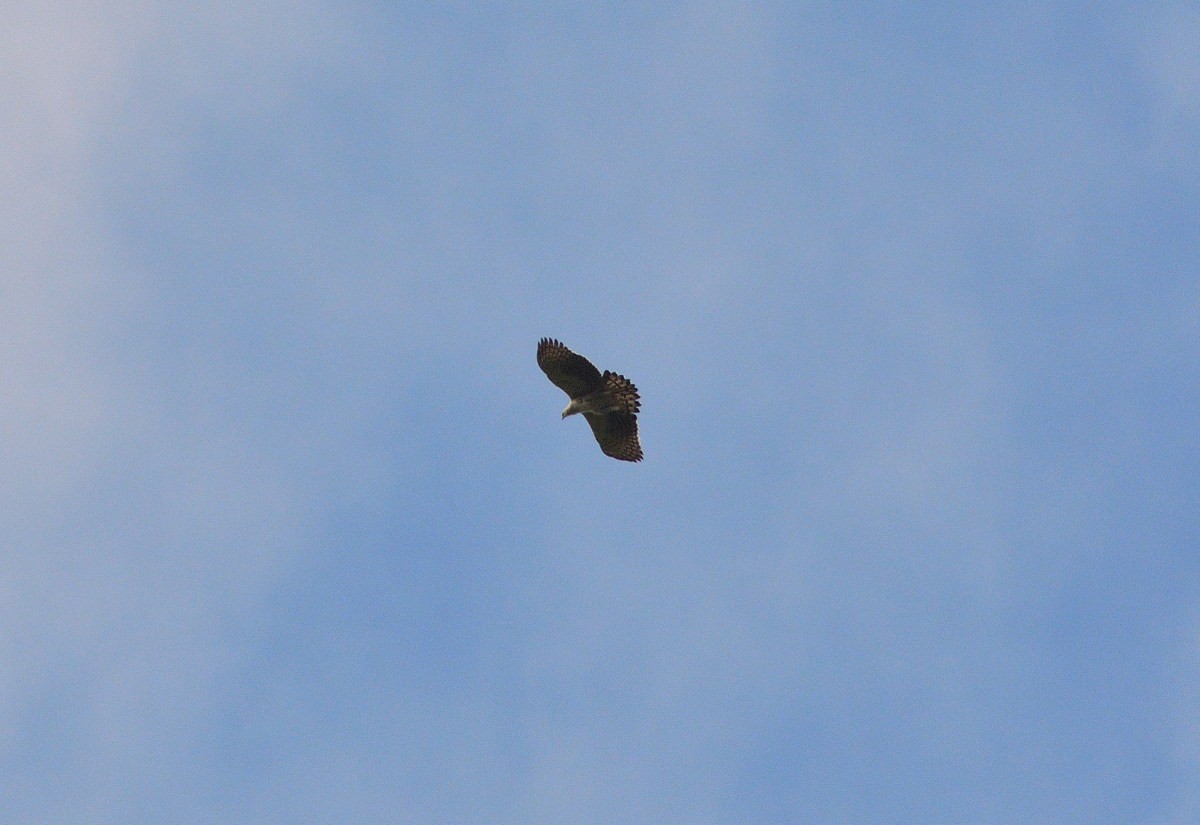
537,338 -> 643,462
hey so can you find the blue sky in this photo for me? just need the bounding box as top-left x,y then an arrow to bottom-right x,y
3,3 -> 1198,823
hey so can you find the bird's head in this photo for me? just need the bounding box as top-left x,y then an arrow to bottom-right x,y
561,399 -> 582,419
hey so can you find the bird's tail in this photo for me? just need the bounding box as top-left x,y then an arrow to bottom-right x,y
602,371 -> 640,415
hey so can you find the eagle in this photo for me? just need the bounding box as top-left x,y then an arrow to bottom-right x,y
537,338 -> 643,462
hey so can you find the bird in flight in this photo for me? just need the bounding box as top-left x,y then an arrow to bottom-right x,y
537,338 -> 643,462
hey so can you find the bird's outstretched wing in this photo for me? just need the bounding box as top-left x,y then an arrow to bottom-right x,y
537,338 -> 604,399
583,371 -> 643,462
583,411 -> 643,462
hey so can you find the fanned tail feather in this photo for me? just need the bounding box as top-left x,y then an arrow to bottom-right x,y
602,371 -> 640,415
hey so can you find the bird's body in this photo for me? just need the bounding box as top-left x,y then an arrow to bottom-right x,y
537,338 -> 643,462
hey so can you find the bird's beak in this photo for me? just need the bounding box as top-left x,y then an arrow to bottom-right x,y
561,411 -> 569,419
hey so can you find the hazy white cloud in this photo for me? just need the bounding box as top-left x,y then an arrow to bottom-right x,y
1133,4 -> 1200,175
0,4 -> 364,820
0,4 -> 135,500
